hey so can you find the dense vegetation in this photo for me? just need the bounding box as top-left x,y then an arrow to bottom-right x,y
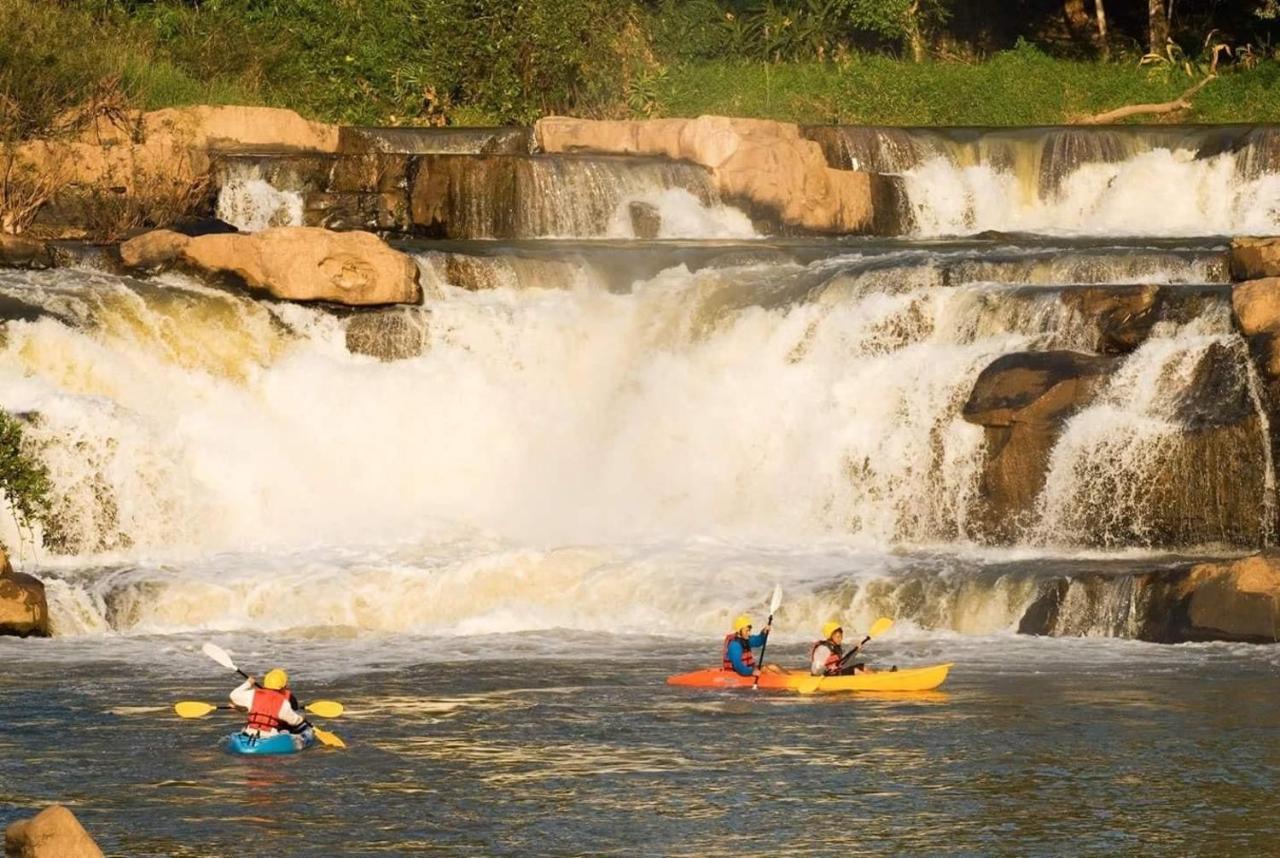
2,0 -> 1280,135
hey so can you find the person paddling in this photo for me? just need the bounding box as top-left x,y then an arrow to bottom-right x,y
723,614 -> 781,678
810,621 -> 874,676
230,668 -> 312,738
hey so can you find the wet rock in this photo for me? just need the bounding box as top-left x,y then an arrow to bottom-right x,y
963,351 -> 1116,540
0,235 -> 52,270
0,548 -> 49,638
4,805 -> 103,858
345,308 -> 428,361
179,227 -> 421,306
1060,284 -> 1159,354
118,229 -> 190,271
1230,236 -> 1280,281
535,115 -> 876,234
1230,277 -> 1280,378
628,201 -> 661,240
1019,552 -> 1280,643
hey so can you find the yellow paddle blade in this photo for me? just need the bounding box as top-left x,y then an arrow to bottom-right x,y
795,676 -> 824,695
312,727 -> 347,749
305,700 -> 343,718
174,701 -> 217,719
867,617 -> 894,639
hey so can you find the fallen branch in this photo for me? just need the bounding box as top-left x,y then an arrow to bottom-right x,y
1078,74 -> 1215,125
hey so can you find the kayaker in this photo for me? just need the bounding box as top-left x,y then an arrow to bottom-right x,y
230,668 -> 309,737
723,614 -> 779,677
810,622 -> 868,676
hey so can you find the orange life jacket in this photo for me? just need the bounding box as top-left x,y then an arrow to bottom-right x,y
722,633 -> 756,672
245,687 -> 289,732
810,640 -> 843,675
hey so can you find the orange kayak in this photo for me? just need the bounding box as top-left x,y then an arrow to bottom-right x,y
666,663 -> 953,693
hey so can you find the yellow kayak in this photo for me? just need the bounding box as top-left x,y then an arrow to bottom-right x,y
666,662 -> 953,693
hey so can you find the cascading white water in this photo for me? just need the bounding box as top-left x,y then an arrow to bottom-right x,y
0,247 -> 1258,638
901,149 -> 1280,237
215,162 -> 304,232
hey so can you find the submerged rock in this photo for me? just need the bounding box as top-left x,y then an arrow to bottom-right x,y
628,201 -> 661,239
1059,284 -> 1159,354
963,351 -> 1115,540
0,548 -> 49,638
1019,552 -> 1280,643
4,805 -> 103,858
120,227 -> 422,306
345,308 -> 429,361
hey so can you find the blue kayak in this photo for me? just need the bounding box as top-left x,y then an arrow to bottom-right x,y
224,728 -> 315,756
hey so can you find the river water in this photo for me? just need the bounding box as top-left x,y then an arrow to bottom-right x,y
4,126 -> 1280,854
3,627 -> 1279,855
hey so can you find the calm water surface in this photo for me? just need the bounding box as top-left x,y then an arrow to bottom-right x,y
1,634 -> 1276,856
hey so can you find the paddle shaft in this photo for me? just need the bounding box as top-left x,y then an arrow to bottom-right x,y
837,634 -> 873,667
751,612 -> 776,689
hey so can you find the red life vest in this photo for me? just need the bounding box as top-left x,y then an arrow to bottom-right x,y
245,687 -> 289,732
809,640 -> 843,675
722,633 -> 756,672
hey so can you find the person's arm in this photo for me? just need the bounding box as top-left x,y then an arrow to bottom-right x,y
748,631 -> 768,648
276,696 -> 306,729
727,639 -> 754,677
229,678 -> 254,709
811,645 -> 831,676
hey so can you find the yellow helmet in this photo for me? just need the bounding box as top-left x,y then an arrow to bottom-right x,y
733,614 -> 753,633
263,668 -> 288,690
822,621 -> 843,639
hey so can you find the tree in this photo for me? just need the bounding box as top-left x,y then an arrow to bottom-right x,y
1095,0 -> 1109,60
1148,0 -> 1169,53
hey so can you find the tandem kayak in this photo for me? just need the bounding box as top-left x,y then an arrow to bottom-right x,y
666,663 -> 952,693
224,728 -> 316,756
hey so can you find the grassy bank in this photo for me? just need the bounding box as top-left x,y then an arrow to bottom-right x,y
655,51 -> 1280,125
3,0 -> 1280,136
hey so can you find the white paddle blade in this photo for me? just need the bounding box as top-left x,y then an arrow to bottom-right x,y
768,584 -> 783,615
202,642 -> 238,672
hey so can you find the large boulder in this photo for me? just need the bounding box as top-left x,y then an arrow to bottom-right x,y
963,351 -> 1115,540
1230,237 -> 1280,281
4,806 -> 103,858
122,227 -> 422,306
1019,552 -> 1280,643
534,115 -> 876,234
0,548 -> 49,638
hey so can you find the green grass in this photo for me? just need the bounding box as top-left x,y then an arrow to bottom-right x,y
654,49 -> 1280,125
4,1 -> 1280,136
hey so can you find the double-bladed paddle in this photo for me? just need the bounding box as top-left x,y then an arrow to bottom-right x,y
752,584 -> 783,690
795,616 -> 894,695
174,700 -> 344,719
200,642 -> 347,748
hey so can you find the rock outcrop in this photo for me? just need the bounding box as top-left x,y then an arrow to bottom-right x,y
963,351 -> 1115,540
7,106 -> 339,238
534,115 -> 878,234
1019,552 -> 1280,643
3,805 -> 102,858
1229,236 -> 1280,281
1231,276 -> 1280,377
0,235 -> 53,270
119,227 -> 422,306
0,548 -> 49,638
